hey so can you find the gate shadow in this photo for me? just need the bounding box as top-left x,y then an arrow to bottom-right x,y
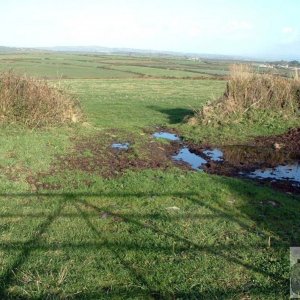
0,185 -> 298,298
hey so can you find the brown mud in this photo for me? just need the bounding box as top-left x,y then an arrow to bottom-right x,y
254,127 -> 300,153
26,127 -> 300,194
26,130 -> 181,191
188,128 -> 300,193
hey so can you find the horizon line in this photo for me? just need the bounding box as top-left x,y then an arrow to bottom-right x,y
0,44 -> 299,62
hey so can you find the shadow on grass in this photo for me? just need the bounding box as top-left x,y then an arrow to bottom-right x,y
148,105 -> 194,124
0,183 -> 298,298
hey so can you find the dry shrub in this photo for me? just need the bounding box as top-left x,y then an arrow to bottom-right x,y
195,64 -> 300,125
0,71 -> 82,128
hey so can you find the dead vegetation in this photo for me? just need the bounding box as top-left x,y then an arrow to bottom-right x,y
190,64 -> 300,125
0,71 -> 82,127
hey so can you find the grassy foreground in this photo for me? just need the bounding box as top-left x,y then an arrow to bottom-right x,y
0,54 -> 299,299
0,170 -> 298,299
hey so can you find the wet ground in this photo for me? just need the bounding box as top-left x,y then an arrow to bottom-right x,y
255,127 -> 300,153
26,128 -> 300,193
152,132 -> 180,141
153,130 -> 300,193
111,143 -> 130,150
27,130 -> 177,190
173,147 -> 207,170
242,164 -> 300,184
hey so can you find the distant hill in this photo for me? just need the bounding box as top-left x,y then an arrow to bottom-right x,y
39,46 -> 246,59
3,45 -> 296,61
0,46 -> 41,53
0,46 -> 20,52
39,45 -> 195,57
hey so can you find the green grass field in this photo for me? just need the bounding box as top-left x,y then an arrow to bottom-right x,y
0,53 -> 299,299
0,53 -> 229,79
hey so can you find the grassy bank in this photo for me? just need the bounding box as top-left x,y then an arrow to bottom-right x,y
181,65 -> 300,144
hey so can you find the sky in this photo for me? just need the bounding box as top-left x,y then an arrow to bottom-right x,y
0,0 -> 299,59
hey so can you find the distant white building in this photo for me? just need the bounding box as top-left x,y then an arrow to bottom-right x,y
187,57 -> 201,62
253,63 -> 274,69
278,64 -> 289,69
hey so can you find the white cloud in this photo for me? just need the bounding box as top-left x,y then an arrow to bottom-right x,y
282,27 -> 295,34
280,26 -> 299,44
227,21 -> 253,31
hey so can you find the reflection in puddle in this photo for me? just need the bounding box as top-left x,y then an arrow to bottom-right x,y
172,148 -> 207,170
153,132 -> 180,141
111,143 -> 130,150
203,149 -> 223,161
153,130 -> 300,187
244,163 -> 300,185
221,145 -> 289,165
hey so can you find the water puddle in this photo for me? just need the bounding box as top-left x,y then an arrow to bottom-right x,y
220,145 -> 291,165
203,149 -> 223,162
153,132 -> 180,141
153,130 -> 300,189
172,147 -> 207,170
243,163 -> 300,185
111,143 -> 130,150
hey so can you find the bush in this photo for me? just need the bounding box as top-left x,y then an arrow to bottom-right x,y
192,65 -> 300,126
0,71 -> 82,128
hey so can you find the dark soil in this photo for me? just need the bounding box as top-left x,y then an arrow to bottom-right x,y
254,127 -> 300,153
26,127 -> 300,194
187,127 -> 300,194
26,130 -> 181,191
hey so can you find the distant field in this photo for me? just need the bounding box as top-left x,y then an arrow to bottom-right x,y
0,52 -> 295,79
62,79 -> 225,128
0,53 -> 293,79
109,65 -> 214,78
0,55 -> 134,79
0,53 -> 231,79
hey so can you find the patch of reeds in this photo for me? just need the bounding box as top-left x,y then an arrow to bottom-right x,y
190,64 -> 300,126
0,71 -> 82,128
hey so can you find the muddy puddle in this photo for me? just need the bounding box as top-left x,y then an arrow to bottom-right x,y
28,129 -> 300,193
242,164 -> 300,185
111,143 -> 130,150
203,149 -> 224,162
152,132 -> 180,141
153,131 -> 300,188
173,147 -> 207,170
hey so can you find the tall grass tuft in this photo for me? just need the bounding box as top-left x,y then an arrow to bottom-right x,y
0,71 -> 82,128
192,64 -> 300,125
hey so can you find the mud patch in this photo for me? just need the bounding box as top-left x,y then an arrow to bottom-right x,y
27,127 -> 300,193
154,129 -> 300,193
27,130 -> 179,190
2,164 -> 32,182
255,127 -> 300,153
243,164 -> 300,185
196,143 -> 300,193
